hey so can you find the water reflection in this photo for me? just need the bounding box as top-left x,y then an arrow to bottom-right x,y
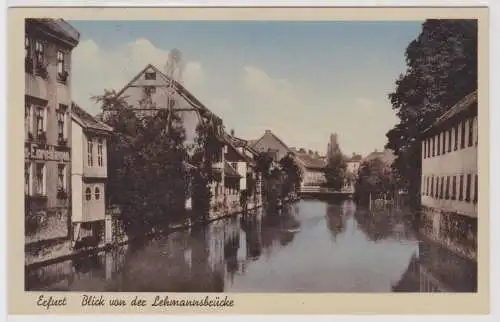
26,200 -> 477,292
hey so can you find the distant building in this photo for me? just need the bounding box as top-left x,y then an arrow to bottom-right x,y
24,19 -> 80,247
420,90 -> 478,260
249,129 -> 293,163
346,153 -> 363,177
293,149 -> 327,187
71,102 -> 114,244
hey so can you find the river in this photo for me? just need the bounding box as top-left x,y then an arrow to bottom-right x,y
26,199 -> 477,292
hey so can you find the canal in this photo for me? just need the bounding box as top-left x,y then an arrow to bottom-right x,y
26,199 -> 477,292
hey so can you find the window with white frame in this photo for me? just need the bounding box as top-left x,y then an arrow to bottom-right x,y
95,187 -> 100,200
85,187 -> 92,201
88,140 -> 94,166
25,162 -> 31,195
97,139 -> 103,167
34,163 -> 45,195
34,40 -> 44,66
35,107 -> 45,135
57,164 -> 66,190
57,105 -> 67,141
57,51 -> 65,76
25,102 -> 32,137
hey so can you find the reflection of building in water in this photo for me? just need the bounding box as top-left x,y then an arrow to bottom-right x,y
392,237 -> 477,292
420,91 -> 478,261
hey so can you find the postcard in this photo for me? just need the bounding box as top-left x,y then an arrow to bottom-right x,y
7,5 -> 489,315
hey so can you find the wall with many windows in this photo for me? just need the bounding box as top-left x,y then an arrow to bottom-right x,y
421,114 -> 478,218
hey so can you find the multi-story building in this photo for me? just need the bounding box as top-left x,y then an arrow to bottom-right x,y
24,19 -> 80,250
71,102 -> 114,245
420,90 -> 478,260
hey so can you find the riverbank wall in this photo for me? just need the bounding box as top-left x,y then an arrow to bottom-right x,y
25,201 -> 265,269
418,206 -> 477,262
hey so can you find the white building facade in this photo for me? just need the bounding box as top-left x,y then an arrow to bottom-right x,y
420,91 -> 478,260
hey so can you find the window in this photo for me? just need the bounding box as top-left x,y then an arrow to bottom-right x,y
440,177 -> 444,199
445,176 -> 450,199
35,107 -> 44,134
448,128 -> 452,152
144,86 -> 156,95
437,134 -> 441,156
25,102 -> 32,137
87,140 -> 94,166
452,176 -> 457,200
460,121 -> 466,149
57,105 -> 67,141
423,141 -> 427,159
468,118 -> 474,147
57,51 -> 65,75
465,174 -> 472,202
474,174 -> 478,204
435,177 -> 439,198
427,138 -> 431,158
432,137 -> 435,157
145,72 -> 156,80
97,139 -> 103,167
57,164 -> 65,190
442,131 -> 446,154
475,117 -> 478,146
454,125 -> 459,150
35,163 -> 45,195
34,40 -> 44,66
25,162 -> 31,195
231,162 -> 238,170
95,187 -> 100,200
426,177 -> 430,195
25,36 -> 30,58
459,175 -> 464,201
85,187 -> 92,201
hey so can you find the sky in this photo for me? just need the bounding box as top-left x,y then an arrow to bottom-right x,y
69,20 -> 423,156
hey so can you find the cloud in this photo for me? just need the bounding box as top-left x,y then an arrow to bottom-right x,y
71,38 -> 206,114
71,38 -> 398,156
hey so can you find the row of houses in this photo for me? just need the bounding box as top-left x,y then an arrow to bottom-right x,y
23,19 -> 303,264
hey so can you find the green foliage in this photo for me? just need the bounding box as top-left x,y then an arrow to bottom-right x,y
354,158 -> 397,205
385,19 -> 477,208
279,153 -> 302,198
324,152 -> 347,190
93,90 -> 188,237
189,114 -> 224,222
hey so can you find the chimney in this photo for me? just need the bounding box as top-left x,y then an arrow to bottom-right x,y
230,129 -> 235,136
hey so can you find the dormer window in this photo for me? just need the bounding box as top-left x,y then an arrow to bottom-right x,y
145,72 -> 156,80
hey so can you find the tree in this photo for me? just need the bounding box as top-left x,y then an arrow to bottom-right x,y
279,153 -> 303,198
354,158 -> 398,206
189,114 -> 224,222
385,19 -> 477,209
93,90 -> 188,236
323,152 -> 347,191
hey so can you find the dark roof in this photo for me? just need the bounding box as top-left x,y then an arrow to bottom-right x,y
26,18 -> 80,47
423,90 -> 478,135
71,102 -> 114,133
224,133 -> 259,159
250,130 -> 292,154
295,152 -> 327,170
213,161 -> 241,178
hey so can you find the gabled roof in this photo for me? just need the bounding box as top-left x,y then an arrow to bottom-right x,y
113,64 -> 222,123
221,133 -> 256,166
71,102 -> 114,134
423,90 -> 478,135
250,130 -> 292,154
